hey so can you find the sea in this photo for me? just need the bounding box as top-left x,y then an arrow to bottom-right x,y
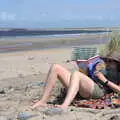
0,29 -> 110,40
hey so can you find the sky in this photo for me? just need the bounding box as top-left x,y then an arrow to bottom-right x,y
0,0 -> 120,28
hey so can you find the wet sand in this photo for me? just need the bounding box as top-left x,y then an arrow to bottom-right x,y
0,33 -> 109,53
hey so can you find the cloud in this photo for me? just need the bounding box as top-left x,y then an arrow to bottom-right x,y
0,12 -> 16,21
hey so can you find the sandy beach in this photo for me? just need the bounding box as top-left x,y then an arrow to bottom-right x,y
0,35 -> 120,120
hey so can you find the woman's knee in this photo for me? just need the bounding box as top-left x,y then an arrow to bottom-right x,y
51,63 -> 61,73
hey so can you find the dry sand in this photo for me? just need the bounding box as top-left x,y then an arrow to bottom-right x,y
0,45 -> 120,120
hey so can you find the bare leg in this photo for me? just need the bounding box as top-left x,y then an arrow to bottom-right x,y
56,71 -> 94,109
31,64 -> 71,109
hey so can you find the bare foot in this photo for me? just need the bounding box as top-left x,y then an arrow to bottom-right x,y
55,104 -> 68,109
30,101 -> 47,110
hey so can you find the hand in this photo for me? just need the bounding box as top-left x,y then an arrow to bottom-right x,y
94,71 -> 108,83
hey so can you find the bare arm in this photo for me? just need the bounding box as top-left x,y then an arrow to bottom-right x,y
95,71 -> 120,93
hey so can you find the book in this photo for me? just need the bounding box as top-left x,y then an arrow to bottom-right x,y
76,55 -> 100,74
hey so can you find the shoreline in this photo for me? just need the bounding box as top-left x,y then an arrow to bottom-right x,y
0,33 -> 109,53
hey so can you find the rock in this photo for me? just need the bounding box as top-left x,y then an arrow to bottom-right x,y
28,56 -> 34,60
110,115 -> 120,120
0,89 -> 5,94
18,74 -> 24,78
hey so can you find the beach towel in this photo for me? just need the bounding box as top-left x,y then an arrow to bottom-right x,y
73,93 -> 120,109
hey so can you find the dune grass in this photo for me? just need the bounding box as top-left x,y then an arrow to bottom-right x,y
99,32 -> 120,56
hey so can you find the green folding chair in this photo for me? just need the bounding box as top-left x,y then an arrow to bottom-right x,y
71,47 -> 99,61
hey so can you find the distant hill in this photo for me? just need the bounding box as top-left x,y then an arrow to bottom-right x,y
0,26 -> 120,31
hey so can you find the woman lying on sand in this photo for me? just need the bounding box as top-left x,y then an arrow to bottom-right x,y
31,51 -> 120,110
